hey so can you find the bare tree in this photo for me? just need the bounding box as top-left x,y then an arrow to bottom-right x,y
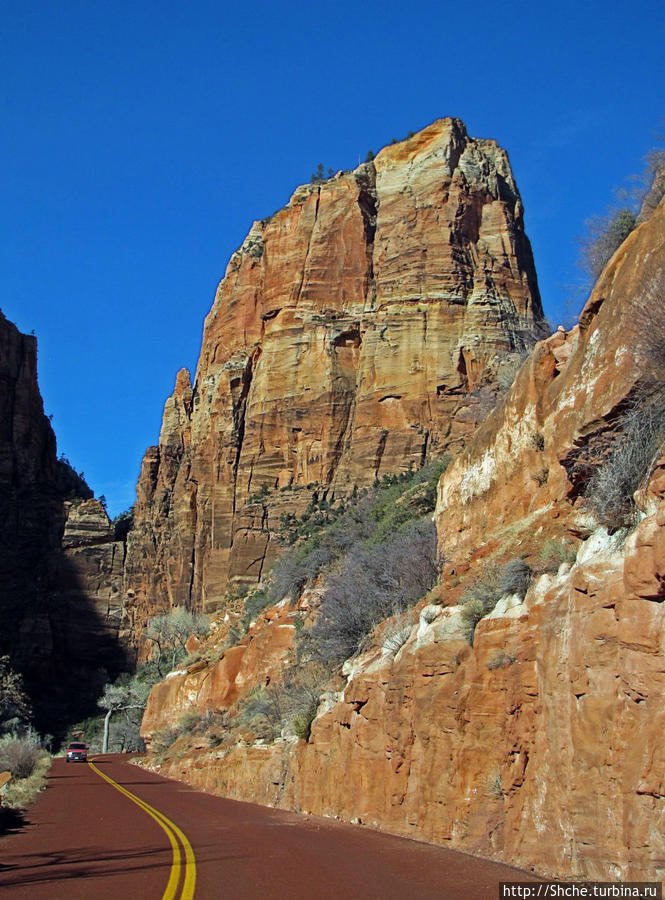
145,608 -> 209,676
98,678 -> 151,753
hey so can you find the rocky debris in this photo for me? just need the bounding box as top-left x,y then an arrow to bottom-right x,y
125,118 -> 546,633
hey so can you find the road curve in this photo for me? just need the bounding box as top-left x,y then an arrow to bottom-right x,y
0,755 -> 540,899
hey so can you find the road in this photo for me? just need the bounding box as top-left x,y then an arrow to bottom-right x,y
0,755 -> 539,899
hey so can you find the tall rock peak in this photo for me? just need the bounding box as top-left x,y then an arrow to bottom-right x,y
125,118 -> 546,624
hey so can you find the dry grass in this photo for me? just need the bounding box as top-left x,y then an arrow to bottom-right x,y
1,752 -> 51,810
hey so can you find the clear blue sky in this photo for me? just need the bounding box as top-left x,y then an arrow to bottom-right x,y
2,0 -> 663,516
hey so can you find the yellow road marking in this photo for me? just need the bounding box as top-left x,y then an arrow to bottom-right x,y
88,759 -> 196,900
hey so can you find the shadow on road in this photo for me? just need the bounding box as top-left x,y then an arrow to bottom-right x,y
0,842 -> 244,888
0,807 -> 26,839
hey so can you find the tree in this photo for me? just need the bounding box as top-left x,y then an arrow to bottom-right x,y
98,678 -> 151,753
145,608 -> 209,676
0,656 -> 31,732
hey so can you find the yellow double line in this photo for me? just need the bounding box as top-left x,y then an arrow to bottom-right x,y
88,759 -> 196,900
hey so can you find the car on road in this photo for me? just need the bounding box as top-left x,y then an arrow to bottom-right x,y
66,742 -> 88,763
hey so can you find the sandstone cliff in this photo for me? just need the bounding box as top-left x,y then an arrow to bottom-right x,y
0,312 -> 127,735
138,161 -> 665,880
125,118 -> 545,631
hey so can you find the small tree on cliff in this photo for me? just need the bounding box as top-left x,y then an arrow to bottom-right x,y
145,608 -> 210,677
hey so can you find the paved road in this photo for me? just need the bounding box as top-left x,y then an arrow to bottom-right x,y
0,755 -> 539,899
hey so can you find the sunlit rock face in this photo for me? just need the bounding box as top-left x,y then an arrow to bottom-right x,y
124,117 -> 545,625
142,188 -> 665,882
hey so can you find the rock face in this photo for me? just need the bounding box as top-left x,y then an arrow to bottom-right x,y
0,312 -> 128,734
53,499 -> 127,669
139,169 -> 665,879
125,118 -> 545,628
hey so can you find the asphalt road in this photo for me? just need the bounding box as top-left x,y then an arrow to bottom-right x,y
0,755 -> 539,899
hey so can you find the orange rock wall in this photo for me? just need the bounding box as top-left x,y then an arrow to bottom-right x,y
140,186 -> 665,879
152,498 -> 665,880
124,118 -> 544,628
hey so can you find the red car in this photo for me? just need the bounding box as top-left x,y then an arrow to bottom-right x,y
66,742 -> 88,763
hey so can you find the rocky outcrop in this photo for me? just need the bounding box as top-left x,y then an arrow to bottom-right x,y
52,499 -> 127,667
125,118 -> 546,630
139,167 -> 665,879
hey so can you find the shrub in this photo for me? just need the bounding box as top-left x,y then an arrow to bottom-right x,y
146,608 -> 210,676
460,560 -> 532,645
302,518 -> 438,666
537,539 -> 577,573
487,650 -> 517,670
150,726 -> 179,758
239,666 -> 325,743
0,731 -> 42,779
383,624 -> 413,655
585,384 -> 665,530
485,768 -> 503,798
579,207 -> 636,282
0,747 -> 51,810
0,657 -> 31,732
530,432 -> 545,451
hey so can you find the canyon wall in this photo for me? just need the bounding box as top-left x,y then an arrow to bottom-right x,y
139,169 -> 665,879
0,312 -> 127,734
124,118 -> 546,630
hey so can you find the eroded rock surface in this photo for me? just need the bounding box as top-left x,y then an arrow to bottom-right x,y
139,170 -> 665,879
125,118 -> 545,628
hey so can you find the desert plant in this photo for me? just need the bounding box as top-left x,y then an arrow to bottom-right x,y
146,608 -> 210,676
487,650 -> 517,670
585,384 -> 665,530
460,560 -> 532,644
0,741 -> 51,811
536,538 -> 578,573
0,731 -> 42,779
579,207 -> 636,282
485,768 -> 503,798
302,518 -> 438,666
150,726 -> 180,758
239,665 -> 325,743
383,624 -> 413,655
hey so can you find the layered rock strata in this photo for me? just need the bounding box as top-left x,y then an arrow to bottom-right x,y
125,118 -> 545,627
140,169 -> 665,879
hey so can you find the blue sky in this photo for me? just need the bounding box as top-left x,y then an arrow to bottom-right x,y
2,0 -> 663,516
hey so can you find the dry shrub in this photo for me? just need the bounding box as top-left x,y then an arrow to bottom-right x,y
302,518 -> 438,667
0,732 -> 41,779
460,559 -> 532,644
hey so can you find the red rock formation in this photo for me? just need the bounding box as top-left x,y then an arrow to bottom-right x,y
139,164 -> 665,880
125,118 -> 545,629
